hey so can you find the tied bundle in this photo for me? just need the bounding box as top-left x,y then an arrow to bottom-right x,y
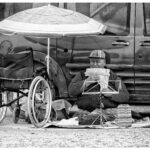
85,68 -> 110,91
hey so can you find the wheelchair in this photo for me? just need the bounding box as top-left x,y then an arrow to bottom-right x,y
0,49 -> 52,128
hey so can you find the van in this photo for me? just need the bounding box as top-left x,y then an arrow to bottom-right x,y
1,3 -> 150,106
66,3 -> 150,105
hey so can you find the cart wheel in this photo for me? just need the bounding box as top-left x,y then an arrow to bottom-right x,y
28,76 -> 52,128
0,92 -> 7,123
12,106 -> 20,124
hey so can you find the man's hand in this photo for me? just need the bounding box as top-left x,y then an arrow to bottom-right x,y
83,75 -> 100,89
84,76 -> 93,88
102,88 -> 113,97
92,75 -> 100,81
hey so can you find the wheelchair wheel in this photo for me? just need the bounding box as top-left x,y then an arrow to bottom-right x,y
28,76 -> 52,128
0,92 -> 7,123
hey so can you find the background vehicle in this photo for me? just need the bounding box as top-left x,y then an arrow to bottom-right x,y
67,3 -> 150,105
0,3 -> 150,106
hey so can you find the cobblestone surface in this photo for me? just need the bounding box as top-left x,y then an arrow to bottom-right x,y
0,111 -> 150,148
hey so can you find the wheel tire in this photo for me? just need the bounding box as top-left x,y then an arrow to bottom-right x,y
0,92 -> 7,123
28,76 -> 52,128
12,106 -> 20,124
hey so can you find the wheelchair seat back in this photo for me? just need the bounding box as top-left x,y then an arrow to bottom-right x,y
0,51 -> 33,79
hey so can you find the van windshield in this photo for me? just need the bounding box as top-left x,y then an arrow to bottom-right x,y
144,3 -> 150,36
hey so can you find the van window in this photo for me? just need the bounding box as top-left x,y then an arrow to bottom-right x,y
92,3 -> 130,36
144,3 -> 150,35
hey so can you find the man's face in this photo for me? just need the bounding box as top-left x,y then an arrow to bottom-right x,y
90,58 -> 106,68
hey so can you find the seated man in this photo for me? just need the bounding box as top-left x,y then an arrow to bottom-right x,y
68,50 -> 129,112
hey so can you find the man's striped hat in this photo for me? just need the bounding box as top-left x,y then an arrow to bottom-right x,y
89,50 -> 105,59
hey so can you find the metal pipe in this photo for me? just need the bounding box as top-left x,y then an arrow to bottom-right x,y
47,37 -> 50,75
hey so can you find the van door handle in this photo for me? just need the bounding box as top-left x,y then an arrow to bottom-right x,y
112,40 -> 129,46
139,41 -> 150,46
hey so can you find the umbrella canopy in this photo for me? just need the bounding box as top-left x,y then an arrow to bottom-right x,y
0,4 -> 106,37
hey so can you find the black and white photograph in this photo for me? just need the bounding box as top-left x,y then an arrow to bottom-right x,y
0,0 -> 150,148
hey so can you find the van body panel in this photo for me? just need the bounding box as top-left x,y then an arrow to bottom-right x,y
2,3 -> 150,104
68,3 -> 135,103
134,3 -> 150,103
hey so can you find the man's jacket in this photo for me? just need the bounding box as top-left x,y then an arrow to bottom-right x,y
68,70 -> 129,111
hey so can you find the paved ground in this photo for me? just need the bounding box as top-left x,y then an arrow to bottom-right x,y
0,110 -> 150,148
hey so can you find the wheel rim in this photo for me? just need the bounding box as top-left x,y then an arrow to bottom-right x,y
28,77 -> 39,126
28,76 -> 52,128
32,78 -> 47,123
0,92 -> 7,123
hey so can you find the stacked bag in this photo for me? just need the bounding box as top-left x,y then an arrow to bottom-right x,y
116,104 -> 133,127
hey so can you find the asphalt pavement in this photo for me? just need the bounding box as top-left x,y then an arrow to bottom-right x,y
0,109 -> 150,148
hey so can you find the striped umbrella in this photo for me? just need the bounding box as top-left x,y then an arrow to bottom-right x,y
0,4 -> 106,37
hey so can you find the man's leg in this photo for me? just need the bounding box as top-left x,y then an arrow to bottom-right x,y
76,95 -> 118,112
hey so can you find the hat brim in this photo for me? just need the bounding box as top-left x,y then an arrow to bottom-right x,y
89,56 -> 105,59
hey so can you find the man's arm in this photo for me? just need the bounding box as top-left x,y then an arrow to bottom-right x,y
104,76 -> 129,104
110,76 -> 129,103
102,69 -> 129,104
68,72 -> 85,97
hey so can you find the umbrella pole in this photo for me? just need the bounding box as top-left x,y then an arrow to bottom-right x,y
47,37 -> 50,75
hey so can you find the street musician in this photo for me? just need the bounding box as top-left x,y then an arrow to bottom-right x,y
68,50 -> 129,112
